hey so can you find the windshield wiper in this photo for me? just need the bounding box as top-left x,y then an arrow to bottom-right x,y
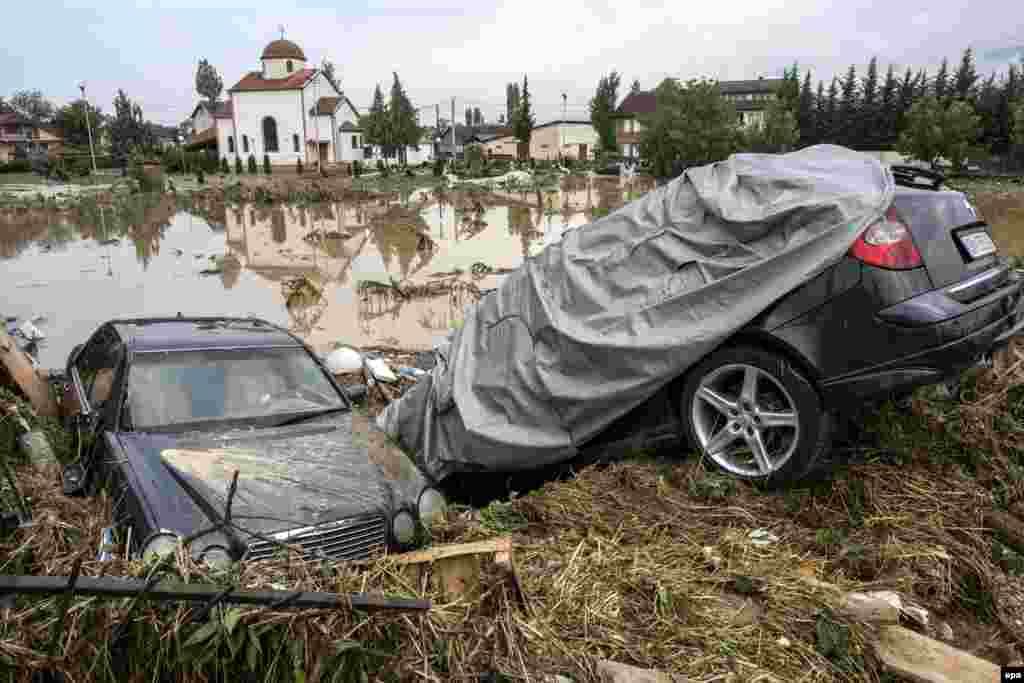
275,407 -> 347,427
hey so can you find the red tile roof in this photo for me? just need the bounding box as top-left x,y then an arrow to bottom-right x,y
261,39 -> 306,61
616,91 -> 657,116
229,68 -> 315,93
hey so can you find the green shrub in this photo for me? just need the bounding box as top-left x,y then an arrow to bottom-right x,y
376,159 -> 385,173
247,154 -> 258,174
296,157 -> 304,175
196,167 -> 205,184
352,159 -> 362,177
433,158 -> 443,177
235,156 -> 243,174
0,159 -> 32,173
263,154 -> 271,175
220,157 -> 229,174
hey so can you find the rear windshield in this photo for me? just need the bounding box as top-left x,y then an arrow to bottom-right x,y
892,192 -> 981,231
127,347 -> 343,429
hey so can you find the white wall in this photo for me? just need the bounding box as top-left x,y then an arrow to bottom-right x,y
337,130 -> 365,162
262,58 -> 304,79
216,119 -> 232,159
231,90 -> 308,164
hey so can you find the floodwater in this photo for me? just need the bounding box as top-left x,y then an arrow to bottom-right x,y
1,177 -> 655,368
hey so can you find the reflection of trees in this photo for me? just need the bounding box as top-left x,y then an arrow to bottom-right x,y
0,214 -> 51,259
507,205 -> 543,260
271,208 -> 286,244
367,205 -> 435,279
219,254 -> 242,290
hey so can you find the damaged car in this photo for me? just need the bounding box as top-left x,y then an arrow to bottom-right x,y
379,146 -> 1024,486
62,317 -> 446,565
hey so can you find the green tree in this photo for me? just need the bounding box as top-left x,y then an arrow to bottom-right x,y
1013,102 -> 1024,148
814,81 -> 827,144
54,100 -> 103,147
388,72 -> 419,164
630,79 -> 642,95
263,153 -> 271,174
976,73 -> 1001,150
195,59 -> 223,104
933,58 -> 950,101
513,74 -> 535,155
109,90 -> 148,160
797,71 -> 815,146
953,48 -> 978,101
248,154 -> 257,174
235,156 -> 243,173
221,157 -> 229,173
860,57 -> 880,148
321,59 -> 341,93
589,69 -> 622,153
896,68 -> 918,140
839,66 -> 859,147
464,107 -> 472,126
897,97 -> 980,171
779,63 -> 801,118
824,78 -> 840,143
879,64 -> 899,148
995,65 -> 1021,153
9,90 -> 55,124
915,69 -> 930,100
638,78 -> 738,177
363,84 -> 389,156
746,96 -> 799,151
506,82 -> 520,124
473,107 -> 483,125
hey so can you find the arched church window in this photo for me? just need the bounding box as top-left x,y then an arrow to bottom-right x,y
262,117 -> 279,153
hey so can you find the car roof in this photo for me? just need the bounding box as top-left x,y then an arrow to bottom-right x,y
110,317 -> 302,353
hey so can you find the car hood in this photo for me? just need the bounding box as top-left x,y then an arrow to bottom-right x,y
115,410 -> 430,541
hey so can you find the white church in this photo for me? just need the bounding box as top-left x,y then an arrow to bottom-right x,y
187,36 -> 365,168
188,35 -> 436,168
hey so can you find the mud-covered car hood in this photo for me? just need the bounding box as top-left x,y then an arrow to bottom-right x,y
114,410 -> 430,542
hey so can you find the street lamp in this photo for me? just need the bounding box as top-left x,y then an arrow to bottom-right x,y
78,82 -> 98,175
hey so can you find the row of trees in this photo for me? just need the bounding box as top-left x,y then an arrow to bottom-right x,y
361,72 -> 422,164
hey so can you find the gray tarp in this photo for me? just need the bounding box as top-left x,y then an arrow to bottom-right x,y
378,145 -> 896,480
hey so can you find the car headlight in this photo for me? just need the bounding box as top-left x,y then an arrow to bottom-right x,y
391,510 -> 416,546
417,488 -> 447,528
140,530 -> 179,563
196,545 -> 233,570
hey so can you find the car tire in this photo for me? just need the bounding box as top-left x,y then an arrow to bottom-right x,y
679,345 -> 831,487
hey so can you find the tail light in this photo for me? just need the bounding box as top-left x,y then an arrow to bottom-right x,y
849,208 -> 923,269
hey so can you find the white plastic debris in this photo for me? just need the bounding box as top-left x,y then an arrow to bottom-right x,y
18,319 -> 45,341
364,357 -> 398,383
397,366 -> 426,379
777,636 -> 791,648
747,529 -> 779,547
325,346 -> 363,374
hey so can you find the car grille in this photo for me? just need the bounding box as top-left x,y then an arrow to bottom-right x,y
245,514 -> 386,562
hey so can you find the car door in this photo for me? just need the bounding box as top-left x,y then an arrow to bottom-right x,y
70,326 -> 127,476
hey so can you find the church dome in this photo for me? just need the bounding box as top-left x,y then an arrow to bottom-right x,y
261,39 -> 306,61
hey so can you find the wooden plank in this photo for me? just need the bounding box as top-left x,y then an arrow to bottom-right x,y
873,625 -> 999,683
381,537 -> 512,566
0,330 -> 57,417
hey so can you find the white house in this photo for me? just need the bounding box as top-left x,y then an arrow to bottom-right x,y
195,37 -> 362,168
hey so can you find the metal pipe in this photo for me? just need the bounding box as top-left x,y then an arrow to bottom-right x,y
0,575 -> 431,612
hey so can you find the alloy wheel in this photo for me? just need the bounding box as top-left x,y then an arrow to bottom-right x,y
690,363 -> 800,477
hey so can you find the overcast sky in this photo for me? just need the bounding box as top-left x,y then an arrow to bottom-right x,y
2,0 -> 1021,126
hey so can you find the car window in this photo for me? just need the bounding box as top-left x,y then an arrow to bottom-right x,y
127,347 -> 344,429
75,326 -> 124,411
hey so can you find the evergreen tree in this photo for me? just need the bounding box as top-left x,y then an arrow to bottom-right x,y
473,107 -> 483,125
976,73 -> 1001,150
364,84 -> 389,157
779,63 -> 801,118
630,79 -> 642,95
263,154 -> 271,174
896,68 -> 918,137
465,107 -> 472,126
860,58 -> 880,147
953,47 -> 978,102
195,59 -> 224,104
824,78 -> 840,143
247,154 -> 257,174
388,72 -> 418,165
797,71 -> 815,146
235,156 -> 243,174
506,83 -> 521,124
839,66 -> 859,147
933,58 -> 950,101
879,64 -> 899,149
589,70 -> 622,152
513,74 -> 535,155
916,69 -> 930,101
995,65 -> 1021,153
814,81 -> 828,144
220,157 -> 229,174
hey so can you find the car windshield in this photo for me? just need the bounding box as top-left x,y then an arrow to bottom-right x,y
127,347 -> 345,429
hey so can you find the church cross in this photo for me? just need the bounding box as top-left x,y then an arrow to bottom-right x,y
278,24 -> 285,39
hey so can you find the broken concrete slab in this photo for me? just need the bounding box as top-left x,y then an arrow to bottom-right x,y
873,624 -> 999,683
840,590 -> 902,623
0,329 -> 57,417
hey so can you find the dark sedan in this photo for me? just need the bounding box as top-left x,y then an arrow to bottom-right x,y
62,317 -> 446,565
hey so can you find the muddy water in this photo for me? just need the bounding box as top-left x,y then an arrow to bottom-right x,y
1,178 -> 654,368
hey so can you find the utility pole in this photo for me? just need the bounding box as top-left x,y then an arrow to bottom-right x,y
79,82 -> 98,175
450,98 -> 455,158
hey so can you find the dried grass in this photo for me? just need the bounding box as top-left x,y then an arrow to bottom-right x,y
3,338 -> 1024,681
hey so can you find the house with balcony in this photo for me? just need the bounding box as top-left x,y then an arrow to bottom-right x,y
612,77 -> 785,158
0,112 -> 64,163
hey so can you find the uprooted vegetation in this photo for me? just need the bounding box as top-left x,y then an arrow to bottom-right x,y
3,325 -> 1024,682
